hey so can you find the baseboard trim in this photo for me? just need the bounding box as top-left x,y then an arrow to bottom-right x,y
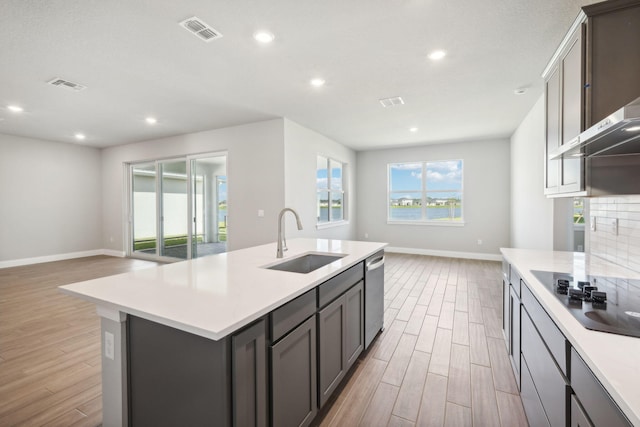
385,246 -> 502,261
0,249 -> 124,269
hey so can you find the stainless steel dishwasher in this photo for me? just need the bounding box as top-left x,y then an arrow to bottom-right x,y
364,251 -> 385,349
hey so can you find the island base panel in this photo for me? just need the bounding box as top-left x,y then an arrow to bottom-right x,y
128,315 -> 232,427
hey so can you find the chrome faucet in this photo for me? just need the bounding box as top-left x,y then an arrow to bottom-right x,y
277,208 -> 303,258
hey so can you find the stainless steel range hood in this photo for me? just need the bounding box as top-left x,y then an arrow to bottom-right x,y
549,96 -> 640,159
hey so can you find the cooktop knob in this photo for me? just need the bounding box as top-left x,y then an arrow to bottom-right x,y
591,291 -> 607,304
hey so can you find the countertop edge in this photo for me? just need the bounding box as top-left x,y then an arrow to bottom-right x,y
60,239 -> 387,342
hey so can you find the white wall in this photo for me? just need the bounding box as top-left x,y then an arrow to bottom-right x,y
356,139 -> 510,258
101,119 -> 285,253
509,95 -> 575,251
0,133 -> 102,263
283,119 -> 357,241
510,95 -> 554,250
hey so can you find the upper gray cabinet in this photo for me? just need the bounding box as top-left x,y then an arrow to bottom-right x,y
543,0 -> 640,197
544,16 -> 586,196
584,0 -> 640,127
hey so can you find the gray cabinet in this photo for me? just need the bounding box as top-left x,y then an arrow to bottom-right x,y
521,308 -> 569,427
520,357 -> 551,427
584,0 -> 640,128
318,280 -> 364,408
508,285 -> 521,386
501,260 -> 521,389
570,348 -> 631,427
544,0 -> 640,197
519,277 -> 570,427
232,319 -> 267,427
128,315 -> 231,427
345,281 -> 364,367
544,18 -> 585,196
271,316 -> 317,427
571,394 -> 593,427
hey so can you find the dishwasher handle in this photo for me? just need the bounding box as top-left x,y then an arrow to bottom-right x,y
366,255 -> 385,272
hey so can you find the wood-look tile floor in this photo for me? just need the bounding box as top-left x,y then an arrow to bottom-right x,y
0,253 -> 527,426
0,256 -> 161,427
314,253 -> 528,427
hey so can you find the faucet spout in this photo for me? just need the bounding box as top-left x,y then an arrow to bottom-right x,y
277,208 -> 303,258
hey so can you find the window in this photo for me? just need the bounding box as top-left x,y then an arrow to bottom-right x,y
388,160 -> 463,224
317,155 -> 346,225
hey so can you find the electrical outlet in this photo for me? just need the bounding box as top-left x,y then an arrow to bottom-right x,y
105,331 -> 115,360
364,233 -> 369,239
258,209 -> 264,217
477,239 -> 483,245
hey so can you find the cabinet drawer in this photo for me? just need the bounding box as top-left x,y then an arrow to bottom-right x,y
510,267 -> 522,298
271,289 -> 317,342
520,356 -> 551,427
570,348 -> 631,427
502,259 -> 510,282
318,263 -> 364,308
521,283 -> 568,375
521,310 -> 569,427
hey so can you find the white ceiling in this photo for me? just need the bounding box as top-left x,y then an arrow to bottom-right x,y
0,0 -> 597,150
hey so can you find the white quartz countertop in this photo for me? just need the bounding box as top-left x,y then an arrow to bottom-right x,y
501,248 -> 640,426
60,239 -> 386,341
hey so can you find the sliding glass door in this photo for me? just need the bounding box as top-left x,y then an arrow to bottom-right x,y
129,153 -> 227,261
132,163 -> 157,256
190,156 -> 227,258
160,160 -> 188,259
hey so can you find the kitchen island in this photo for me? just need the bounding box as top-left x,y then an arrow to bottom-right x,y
501,248 -> 640,427
60,238 -> 386,427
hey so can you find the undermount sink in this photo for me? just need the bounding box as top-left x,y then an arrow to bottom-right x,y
264,253 -> 346,274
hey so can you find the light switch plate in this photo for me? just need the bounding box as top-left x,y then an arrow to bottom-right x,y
590,216 -> 596,231
611,218 -> 618,236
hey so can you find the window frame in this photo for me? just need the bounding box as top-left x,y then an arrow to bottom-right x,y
316,155 -> 348,229
387,159 -> 465,226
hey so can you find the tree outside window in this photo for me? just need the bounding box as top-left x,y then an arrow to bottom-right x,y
388,160 -> 463,223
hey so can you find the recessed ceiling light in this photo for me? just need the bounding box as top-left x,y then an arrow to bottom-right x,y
254,31 -> 275,44
625,126 -> 640,132
74,133 -> 86,141
409,127 -> 418,133
514,88 -> 527,95
145,117 -> 158,125
310,78 -> 325,87
428,50 -> 446,60
7,105 -> 23,113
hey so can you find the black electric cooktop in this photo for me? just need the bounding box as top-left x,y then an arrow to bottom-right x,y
531,270 -> 640,338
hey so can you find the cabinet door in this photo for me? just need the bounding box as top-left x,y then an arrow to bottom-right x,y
232,319 -> 267,427
521,357 -> 551,427
502,279 -> 511,349
586,4 -> 640,127
560,26 -> 584,192
571,394 -> 594,427
521,310 -> 568,427
545,65 -> 561,194
345,281 -> 364,369
318,295 -> 346,408
509,285 -> 521,388
271,316 -> 317,427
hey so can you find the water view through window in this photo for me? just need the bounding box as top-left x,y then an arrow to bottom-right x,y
388,160 -> 463,222
317,156 -> 345,224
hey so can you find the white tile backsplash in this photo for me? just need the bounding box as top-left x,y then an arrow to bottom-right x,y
588,195 -> 640,273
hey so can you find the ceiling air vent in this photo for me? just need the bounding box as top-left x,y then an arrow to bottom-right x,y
179,16 -> 222,42
379,96 -> 405,107
47,78 -> 86,91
